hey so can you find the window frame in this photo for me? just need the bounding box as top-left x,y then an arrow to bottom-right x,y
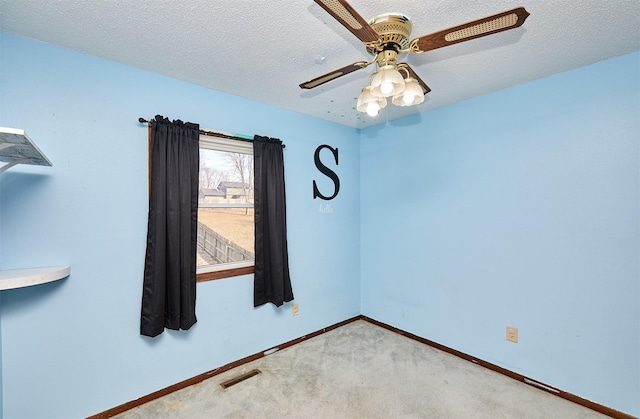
196,133 -> 255,282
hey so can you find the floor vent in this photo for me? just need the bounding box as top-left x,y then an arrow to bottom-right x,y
220,369 -> 261,389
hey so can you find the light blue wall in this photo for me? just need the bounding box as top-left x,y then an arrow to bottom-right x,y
360,52 -> 640,416
0,32 -> 360,418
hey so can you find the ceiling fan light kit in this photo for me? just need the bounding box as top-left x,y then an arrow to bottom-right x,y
301,0 -> 530,118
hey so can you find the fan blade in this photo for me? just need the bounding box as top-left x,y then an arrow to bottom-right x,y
398,63 -> 431,95
411,7 -> 530,53
300,61 -> 369,89
314,0 -> 379,43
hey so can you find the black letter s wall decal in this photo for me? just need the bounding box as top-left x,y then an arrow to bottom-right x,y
313,145 -> 340,200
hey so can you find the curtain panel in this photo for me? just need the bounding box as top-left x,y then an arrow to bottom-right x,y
141,115 -> 200,337
253,135 -> 294,307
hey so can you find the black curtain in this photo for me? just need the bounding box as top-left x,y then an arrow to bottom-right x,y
253,135 -> 294,307
141,115 -> 200,337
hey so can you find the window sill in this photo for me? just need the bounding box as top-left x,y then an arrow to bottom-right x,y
196,261 -> 254,282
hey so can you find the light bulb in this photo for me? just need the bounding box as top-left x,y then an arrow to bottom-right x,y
392,77 -> 425,107
380,82 -> 394,96
366,102 -> 380,116
402,92 -> 415,104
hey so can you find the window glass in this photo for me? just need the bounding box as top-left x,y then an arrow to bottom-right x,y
197,136 -> 254,275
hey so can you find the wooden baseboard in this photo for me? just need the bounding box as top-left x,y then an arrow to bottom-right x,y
360,316 -> 637,419
88,315 -> 636,419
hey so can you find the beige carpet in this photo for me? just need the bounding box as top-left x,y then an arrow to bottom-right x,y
115,320 -> 608,418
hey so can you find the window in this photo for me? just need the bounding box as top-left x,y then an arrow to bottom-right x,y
196,134 -> 254,281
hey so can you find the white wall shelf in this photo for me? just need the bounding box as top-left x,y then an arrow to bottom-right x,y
0,266 -> 70,291
0,127 -> 70,290
0,126 -> 52,174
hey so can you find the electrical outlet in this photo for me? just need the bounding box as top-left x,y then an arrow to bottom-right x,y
506,326 -> 518,343
292,303 -> 299,316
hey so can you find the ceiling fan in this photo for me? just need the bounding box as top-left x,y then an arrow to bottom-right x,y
300,0 -> 530,116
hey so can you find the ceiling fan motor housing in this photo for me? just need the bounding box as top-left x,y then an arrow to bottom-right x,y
366,13 -> 413,55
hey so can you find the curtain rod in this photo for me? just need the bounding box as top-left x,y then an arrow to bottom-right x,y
138,117 -> 253,143
138,117 -> 285,148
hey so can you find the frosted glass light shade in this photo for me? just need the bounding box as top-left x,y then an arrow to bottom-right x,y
357,86 -> 387,116
391,77 -> 425,106
370,65 -> 405,98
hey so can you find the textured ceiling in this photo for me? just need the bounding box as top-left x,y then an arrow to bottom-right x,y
1,0 -> 638,128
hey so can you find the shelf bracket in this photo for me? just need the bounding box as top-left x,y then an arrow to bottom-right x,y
0,158 -> 30,175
